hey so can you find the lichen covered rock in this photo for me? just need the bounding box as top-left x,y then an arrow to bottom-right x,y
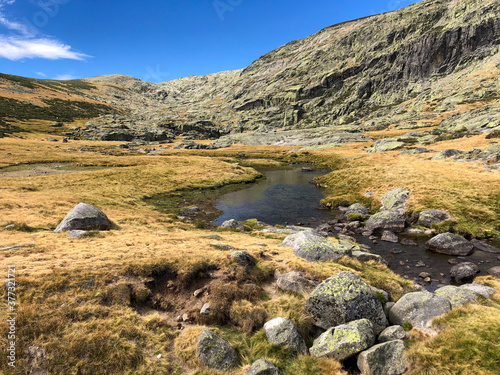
450,262 -> 479,284
365,211 -> 406,233
309,319 -> 375,360
381,188 -> 410,212
426,233 -> 474,256
434,285 -> 478,308
281,230 -> 352,262
245,359 -> 282,375
357,340 -> 406,375
263,317 -> 307,354
418,209 -> 452,228
196,329 -> 238,371
305,272 -> 388,334
276,271 -> 318,294
389,291 -> 451,328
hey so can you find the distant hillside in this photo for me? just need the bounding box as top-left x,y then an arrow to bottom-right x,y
1,0 -> 499,143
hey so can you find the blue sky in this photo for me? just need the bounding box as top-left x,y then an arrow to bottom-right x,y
0,0 -> 420,82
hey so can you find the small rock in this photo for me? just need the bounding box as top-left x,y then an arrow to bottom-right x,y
426,233 -> 474,256
281,230 -> 352,262
400,238 -> 417,246
230,251 -> 256,267
204,234 -> 222,240
352,251 -> 383,262
276,271 -> 318,294
471,239 -> 500,254
263,317 -> 307,354
450,262 -> 479,284
381,231 -> 399,243
68,230 -> 90,238
415,261 -> 426,268
357,340 -> 406,375
419,272 -> 431,279
194,288 -> 205,298
488,266 -> 500,278
378,325 -> 407,343
196,329 -> 238,371
418,210 -> 452,228
221,219 -> 245,231
245,359 -> 282,375
200,303 -> 211,315
182,206 -> 200,214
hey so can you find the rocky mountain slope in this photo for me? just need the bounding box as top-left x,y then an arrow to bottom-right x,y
1,0 -> 499,146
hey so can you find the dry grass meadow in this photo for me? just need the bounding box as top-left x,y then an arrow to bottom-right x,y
0,121 -> 499,374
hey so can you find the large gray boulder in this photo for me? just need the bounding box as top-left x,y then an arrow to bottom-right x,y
221,219 -> 245,231
305,272 -> 388,334
450,262 -> 479,284
245,359 -> 282,375
345,203 -> 370,219
281,230 -> 352,262
309,319 -> 375,360
381,188 -> 410,212
55,203 -> 111,232
276,272 -> 318,294
460,283 -> 496,298
263,317 -> 307,354
351,251 -> 383,262
364,211 -> 406,233
426,233 -> 474,256
357,340 -> 406,375
418,209 -> 452,228
434,286 -> 478,308
389,291 -> 451,328
196,329 -> 238,371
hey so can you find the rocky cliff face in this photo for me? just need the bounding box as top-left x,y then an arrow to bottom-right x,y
1,0 -> 500,145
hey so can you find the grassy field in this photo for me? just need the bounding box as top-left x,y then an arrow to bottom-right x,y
0,124 -> 499,374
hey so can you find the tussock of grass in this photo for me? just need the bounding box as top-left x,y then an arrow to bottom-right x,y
405,277 -> 500,375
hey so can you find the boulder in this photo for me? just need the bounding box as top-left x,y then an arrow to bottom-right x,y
432,149 -> 462,160
276,272 -> 318,294
488,266 -> 500,278
357,340 -> 406,375
221,219 -> 245,231
352,251 -> 383,262
309,319 -> 375,360
55,203 -> 111,232
365,211 -> 406,233
281,230 -> 352,262
450,262 -> 479,284
245,359 -> 282,375
459,283 -> 496,298
471,239 -> 500,254
378,325 -> 407,343
196,329 -> 238,371
263,317 -> 307,354
381,230 -> 399,243
380,188 -> 410,212
426,233 -> 474,256
305,271 -> 388,334
230,251 -> 256,267
389,291 -> 451,328
434,285 -> 478,308
418,210 -> 452,228
345,203 -> 370,219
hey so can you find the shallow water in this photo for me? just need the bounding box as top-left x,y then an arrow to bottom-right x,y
214,165 -> 500,290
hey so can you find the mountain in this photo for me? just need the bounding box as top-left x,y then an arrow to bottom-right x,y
1,0 -> 499,145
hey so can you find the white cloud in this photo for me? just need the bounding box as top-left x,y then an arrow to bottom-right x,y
0,0 -> 90,61
0,36 -> 90,60
35,71 -> 47,77
54,73 -> 78,80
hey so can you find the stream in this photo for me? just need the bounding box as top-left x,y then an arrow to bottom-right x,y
214,165 -> 500,291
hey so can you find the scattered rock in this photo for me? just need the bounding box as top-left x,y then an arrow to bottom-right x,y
459,283 -> 496,298
380,188 -> 410,212
426,233 -> 474,256
263,317 -> 307,354
345,203 -> 370,219
432,149 -> 462,160
210,244 -> 234,251
419,272 -> 431,279
418,210 -> 452,228
204,234 -> 222,240
471,239 -> 500,254
245,359 -> 282,375
400,238 -> 417,246
200,303 -> 211,315
357,340 -> 406,375
488,266 -> 500,278
352,251 -> 383,262
182,206 -> 200,214
276,271 -> 318,294
450,262 -> 479,284
315,223 -> 335,236
389,291 -> 451,328
365,211 -> 406,233
309,319 -> 375,360
221,219 -> 245,231
230,251 -> 256,267
196,329 -> 238,371
434,285 -> 478,308
305,271 -> 388,334
378,325 -> 407,343
281,230 -> 352,262
415,261 -> 426,267
381,230 -> 399,243
55,203 -> 112,232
